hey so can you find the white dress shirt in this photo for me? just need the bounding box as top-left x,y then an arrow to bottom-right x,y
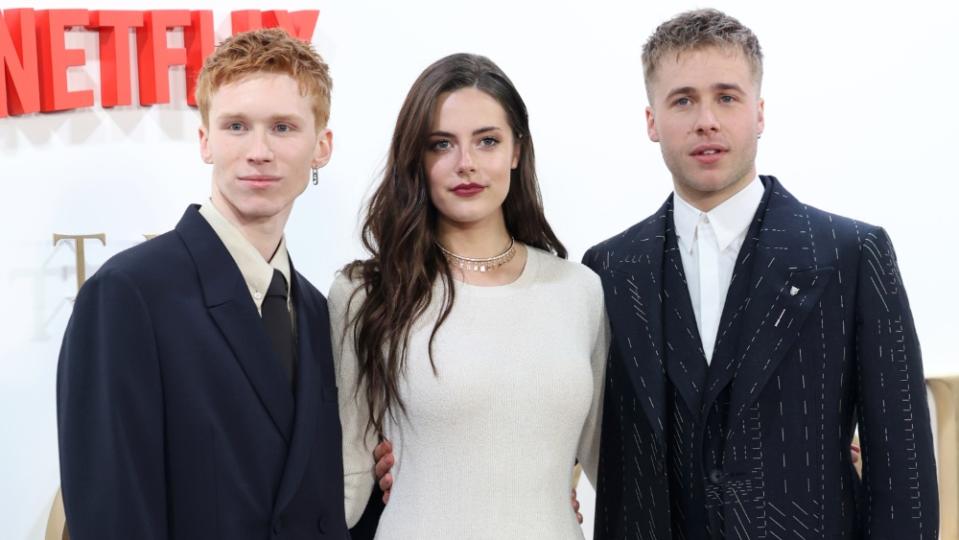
199,201 -> 291,315
672,177 -> 764,363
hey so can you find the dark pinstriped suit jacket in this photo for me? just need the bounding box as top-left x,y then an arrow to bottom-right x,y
583,176 -> 938,539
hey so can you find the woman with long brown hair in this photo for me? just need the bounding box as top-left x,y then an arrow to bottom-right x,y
329,53 -> 608,538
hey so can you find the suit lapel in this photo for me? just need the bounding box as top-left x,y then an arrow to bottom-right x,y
661,210 -> 709,416
601,202 -> 670,444
274,267 -> 325,514
702,177 -> 835,423
700,180 -> 775,409
176,206 -> 295,443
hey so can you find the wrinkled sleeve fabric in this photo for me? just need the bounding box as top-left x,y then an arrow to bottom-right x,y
57,268 -> 168,540
328,273 -> 378,528
576,269 -> 610,489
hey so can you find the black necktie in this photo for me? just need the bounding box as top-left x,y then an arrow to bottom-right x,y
262,269 -> 295,389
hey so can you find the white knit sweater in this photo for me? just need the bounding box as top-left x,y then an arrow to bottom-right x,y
329,247 -> 609,540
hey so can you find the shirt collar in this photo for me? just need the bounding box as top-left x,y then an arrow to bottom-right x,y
672,190 -> 701,254
673,176 -> 764,252
198,201 -> 291,308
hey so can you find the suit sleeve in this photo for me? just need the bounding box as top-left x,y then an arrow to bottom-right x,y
327,274 -> 377,528
576,266 -> 610,489
56,268 -> 168,539
855,227 -> 939,539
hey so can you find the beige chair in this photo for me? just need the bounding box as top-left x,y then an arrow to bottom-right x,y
927,376 -> 959,540
45,487 -> 69,540
571,462 -> 583,490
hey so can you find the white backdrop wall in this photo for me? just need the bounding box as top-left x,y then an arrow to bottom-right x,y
2,1 -> 957,538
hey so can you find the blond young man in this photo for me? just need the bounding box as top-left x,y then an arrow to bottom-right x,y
57,29 -> 349,539
583,9 -> 939,539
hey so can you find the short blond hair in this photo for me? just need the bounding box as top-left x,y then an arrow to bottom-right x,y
195,28 -> 332,128
643,9 -> 763,91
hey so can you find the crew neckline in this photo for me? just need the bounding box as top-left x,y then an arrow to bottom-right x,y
452,244 -> 541,298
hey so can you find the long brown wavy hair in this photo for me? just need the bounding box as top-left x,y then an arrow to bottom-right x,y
343,53 -> 566,436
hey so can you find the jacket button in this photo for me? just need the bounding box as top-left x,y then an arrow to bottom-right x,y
708,468 -> 724,485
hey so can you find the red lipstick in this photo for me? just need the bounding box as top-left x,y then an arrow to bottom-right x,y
451,183 -> 485,197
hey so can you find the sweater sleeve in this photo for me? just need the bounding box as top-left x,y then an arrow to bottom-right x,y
576,271 -> 611,489
328,273 -> 378,528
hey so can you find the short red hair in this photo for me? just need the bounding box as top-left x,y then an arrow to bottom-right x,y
195,28 -> 332,128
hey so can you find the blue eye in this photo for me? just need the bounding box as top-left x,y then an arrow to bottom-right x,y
674,97 -> 691,107
479,137 -> 499,147
430,140 -> 451,151
227,122 -> 245,131
720,95 -> 736,103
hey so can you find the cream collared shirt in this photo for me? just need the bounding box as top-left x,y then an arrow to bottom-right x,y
672,177 -> 763,363
199,201 -> 292,315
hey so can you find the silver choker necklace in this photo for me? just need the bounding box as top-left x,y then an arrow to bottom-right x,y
436,238 -> 516,273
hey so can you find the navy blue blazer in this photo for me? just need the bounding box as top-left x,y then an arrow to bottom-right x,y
584,177 -> 939,539
57,206 -> 349,540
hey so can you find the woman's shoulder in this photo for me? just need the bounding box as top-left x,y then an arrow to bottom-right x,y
327,267 -> 368,316
526,247 -> 607,333
527,246 -> 602,290
330,268 -> 359,293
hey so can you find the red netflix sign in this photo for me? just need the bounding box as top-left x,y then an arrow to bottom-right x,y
0,8 -> 319,117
